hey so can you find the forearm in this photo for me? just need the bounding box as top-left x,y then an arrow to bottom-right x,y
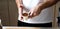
15,0 -> 23,16
36,0 -> 60,10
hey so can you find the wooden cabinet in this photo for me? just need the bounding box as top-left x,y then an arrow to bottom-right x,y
0,0 -> 17,26
0,0 -> 10,26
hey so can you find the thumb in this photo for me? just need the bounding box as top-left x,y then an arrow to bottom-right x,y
29,10 -> 33,16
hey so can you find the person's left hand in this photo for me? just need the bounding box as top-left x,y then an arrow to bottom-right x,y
29,7 -> 42,18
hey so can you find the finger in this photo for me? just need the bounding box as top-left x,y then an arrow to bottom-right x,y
31,13 -> 36,17
29,12 -> 31,16
29,12 -> 37,18
28,13 -> 34,18
28,15 -> 32,18
28,11 -> 35,18
33,12 -> 37,16
29,10 -> 33,16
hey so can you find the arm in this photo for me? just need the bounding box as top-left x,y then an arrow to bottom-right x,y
15,0 -> 28,12
29,0 -> 60,18
15,0 -> 22,8
15,0 -> 23,19
15,0 -> 29,19
37,0 -> 60,10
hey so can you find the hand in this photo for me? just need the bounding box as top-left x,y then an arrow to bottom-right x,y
29,7 -> 42,18
15,0 -> 28,20
20,4 -> 29,20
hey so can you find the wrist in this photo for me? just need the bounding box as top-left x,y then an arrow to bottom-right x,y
35,5 -> 42,11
